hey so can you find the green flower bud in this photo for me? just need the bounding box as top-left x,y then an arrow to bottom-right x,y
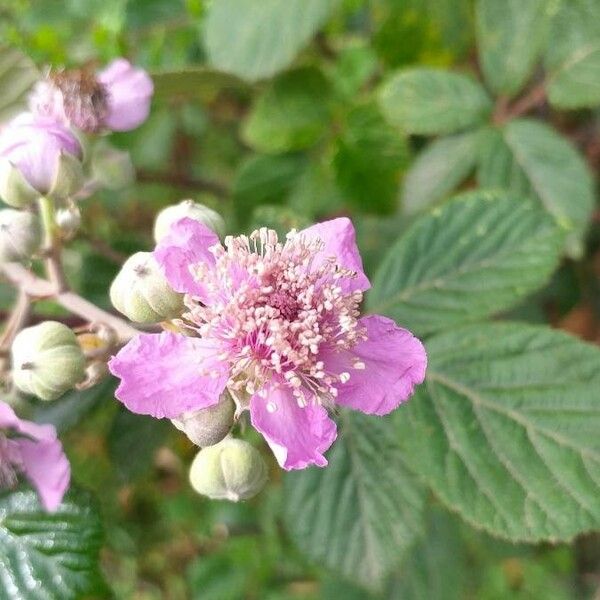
189,438 -> 268,502
172,391 -> 235,447
0,209 -> 41,263
47,151 -> 84,202
55,203 -> 81,240
0,161 -> 39,208
110,251 -> 185,323
154,199 -> 225,242
11,321 -> 86,401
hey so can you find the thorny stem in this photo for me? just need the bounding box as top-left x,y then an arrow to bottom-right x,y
38,196 -> 68,292
0,262 -> 138,343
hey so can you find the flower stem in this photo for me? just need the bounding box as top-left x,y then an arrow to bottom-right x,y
38,196 -> 68,293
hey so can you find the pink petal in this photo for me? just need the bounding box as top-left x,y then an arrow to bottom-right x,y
0,401 -> 70,512
250,385 -> 337,470
18,436 -> 70,512
108,331 -> 228,419
98,58 -> 154,131
153,217 -> 220,299
323,315 -> 427,416
300,217 -> 370,293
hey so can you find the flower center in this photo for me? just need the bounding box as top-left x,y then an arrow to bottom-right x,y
186,228 -> 365,403
49,69 -> 109,132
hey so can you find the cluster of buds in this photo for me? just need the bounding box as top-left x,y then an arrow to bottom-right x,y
110,200 -> 268,501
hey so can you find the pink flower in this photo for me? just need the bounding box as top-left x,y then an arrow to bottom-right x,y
109,218 -> 427,470
30,59 -> 153,133
0,112 -> 82,194
0,401 -> 70,511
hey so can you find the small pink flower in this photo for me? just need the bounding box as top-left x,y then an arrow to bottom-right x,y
109,218 -> 427,470
0,401 -> 70,511
0,112 -> 82,194
30,59 -> 153,133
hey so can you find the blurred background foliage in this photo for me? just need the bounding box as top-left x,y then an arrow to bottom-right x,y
1,0 -> 599,598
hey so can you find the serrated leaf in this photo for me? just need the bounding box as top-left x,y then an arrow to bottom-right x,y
243,67 -> 332,153
401,130 -> 481,215
367,190 -> 564,337
333,103 -> 410,214
151,68 -> 245,103
477,119 -> 595,257
476,0 -> 551,97
378,68 -> 492,135
0,46 -> 39,122
396,322 -> 600,542
204,0 -> 341,81
0,487 -> 108,599
284,412 -> 425,590
545,0 -> 600,109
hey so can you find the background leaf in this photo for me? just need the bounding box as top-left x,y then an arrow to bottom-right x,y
379,68 -> 492,135
401,129 -> 481,215
396,322 -> 600,541
284,412 -> 425,590
204,0 -> 341,81
476,0 -> 550,97
367,190 -> 564,337
0,487 -> 108,599
243,67 -> 332,153
0,45 -> 39,122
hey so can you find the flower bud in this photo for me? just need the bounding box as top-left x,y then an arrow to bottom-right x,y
172,392 -> 235,447
0,113 -> 83,207
55,203 -> 81,240
153,200 -> 225,242
0,209 -> 41,263
110,251 -> 184,323
11,321 -> 86,401
189,438 -> 268,502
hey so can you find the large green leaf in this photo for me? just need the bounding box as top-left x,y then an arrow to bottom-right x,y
367,190 -> 564,337
545,0 -> 600,109
397,322 -> 600,541
284,412 -> 425,590
0,487 -> 108,599
477,119 -> 595,257
378,68 -> 492,135
242,67 -> 332,153
204,0 -> 341,81
0,46 -> 39,122
401,129 -> 481,215
333,103 -> 410,214
476,0 -> 550,97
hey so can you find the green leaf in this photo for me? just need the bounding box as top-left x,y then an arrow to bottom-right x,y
333,103 -> 410,214
401,130 -> 481,215
477,119 -> 595,257
0,487 -> 108,599
0,46 -> 39,122
396,322 -> 600,541
151,67 -> 245,103
545,0 -> 600,109
378,68 -> 492,135
476,0 -> 551,97
367,190 -> 564,337
204,0 -> 341,81
283,412 -> 425,590
242,67 -> 332,153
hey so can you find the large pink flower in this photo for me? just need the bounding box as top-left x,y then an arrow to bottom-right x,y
109,218 -> 427,470
0,401 -> 70,511
30,58 -> 153,133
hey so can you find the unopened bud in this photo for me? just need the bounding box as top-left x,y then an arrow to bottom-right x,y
55,203 -> 81,240
91,142 -> 134,190
110,251 -> 184,323
11,321 -> 86,401
189,438 -> 268,502
154,199 -> 225,242
0,209 -> 41,263
172,392 -> 235,447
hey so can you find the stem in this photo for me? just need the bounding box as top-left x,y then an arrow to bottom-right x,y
0,290 -> 32,353
0,263 -> 138,343
493,82 -> 547,126
38,196 -> 68,292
